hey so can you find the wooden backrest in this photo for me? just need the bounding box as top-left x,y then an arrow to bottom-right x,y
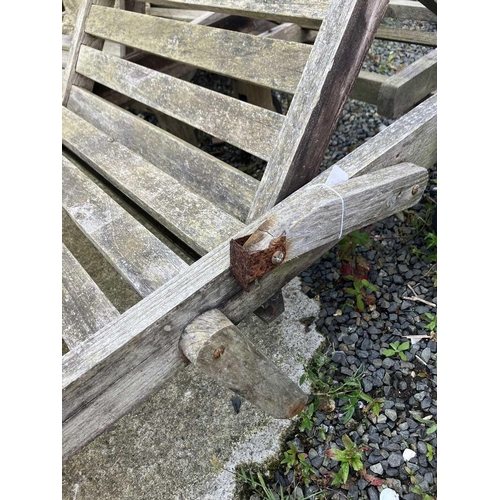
63,0 -> 389,225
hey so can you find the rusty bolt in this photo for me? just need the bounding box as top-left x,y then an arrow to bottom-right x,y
412,185 -> 420,195
271,251 -> 284,265
213,346 -> 225,358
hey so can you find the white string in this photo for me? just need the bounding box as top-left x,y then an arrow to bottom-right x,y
324,184 -> 345,240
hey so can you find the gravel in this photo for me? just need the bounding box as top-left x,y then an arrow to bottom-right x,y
178,12 -> 438,500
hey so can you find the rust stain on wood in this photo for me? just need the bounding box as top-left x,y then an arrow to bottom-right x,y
229,232 -> 286,292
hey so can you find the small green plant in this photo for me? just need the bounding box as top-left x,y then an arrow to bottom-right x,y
280,444 -> 315,487
423,312 -> 437,333
405,466 -> 436,500
413,415 -> 437,435
299,358 -> 384,425
328,434 -> 364,487
236,467 -> 325,500
344,276 -> 378,312
426,443 -> 434,461
381,340 -> 410,361
425,232 -> 437,262
360,392 -> 384,418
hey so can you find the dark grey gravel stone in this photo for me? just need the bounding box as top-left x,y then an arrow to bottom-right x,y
421,347 -> 432,364
362,378 -> 373,393
385,409 -> 398,422
387,452 -> 404,468
367,487 -> 379,500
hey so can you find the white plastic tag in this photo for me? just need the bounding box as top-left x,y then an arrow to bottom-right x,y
325,164 -> 348,186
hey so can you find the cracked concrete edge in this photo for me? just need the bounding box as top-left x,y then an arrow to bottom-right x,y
62,277 -> 324,500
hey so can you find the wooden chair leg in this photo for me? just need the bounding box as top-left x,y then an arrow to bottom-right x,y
179,309 -> 308,418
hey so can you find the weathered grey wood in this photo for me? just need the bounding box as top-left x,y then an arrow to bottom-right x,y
257,22 -> 307,43
312,94 -> 437,184
62,33 -> 72,50
180,309 -> 308,418
385,0 -> 436,22
85,5 -> 310,94
76,46 -> 284,160
136,0 -> 325,29
62,106 -> 245,255
378,49 -> 437,119
246,0 -> 390,222
62,0 -> 114,105
62,162 -> 430,458
351,70 -> 387,105
62,155 -> 188,297
139,0 -> 436,29
62,0 -> 84,34
149,7 -> 205,19
418,0 -> 437,16
67,86 -> 259,221
375,26 -> 437,46
62,243 -> 120,349
62,50 -> 69,69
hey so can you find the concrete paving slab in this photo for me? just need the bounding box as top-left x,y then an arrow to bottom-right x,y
62,278 -> 323,500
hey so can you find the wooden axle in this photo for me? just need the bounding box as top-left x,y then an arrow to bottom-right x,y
179,309 -> 308,418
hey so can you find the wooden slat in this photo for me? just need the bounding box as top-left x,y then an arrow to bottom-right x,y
375,26 -> 437,46
378,49 -> 437,119
385,0 -> 437,22
62,243 -> 120,349
149,7 -> 205,19
351,70 -> 388,105
62,107 -> 245,255
62,0 -> 114,105
62,50 -> 69,69
246,0 -> 390,221
67,87 -> 259,221
138,0 -> 325,29
418,0 -> 437,15
143,0 -> 437,26
312,94 -> 438,184
62,161 -> 429,459
85,5 -> 310,94
62,33 -> 72,51
62,155 -> 188,297
76,46 -> 284,160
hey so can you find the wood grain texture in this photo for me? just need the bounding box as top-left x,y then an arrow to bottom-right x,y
62,243 -> 120,349
62,0 -> 115,105
85,5 -> 310,94
76,46 -> 284,160
62,161 -> 429,459
149,7 -> 205,19
67,87 -> 258,221
378,48 -> 437,119
375,26 -> 437,46
62,106 -> 245,255
312,94 -> 437,185
180,309 -> 308,418
137,0 -> 325,29
385,0 -> 437,22
62,155 -> 188,297
351,70 -> 387,105
246,0 -> 390,222
62,33 -> 72,50
62,50 -> 69,69
418,0 -> 437,16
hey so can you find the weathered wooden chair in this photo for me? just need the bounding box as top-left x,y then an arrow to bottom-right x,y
62,0 -> 437,461
143,0 -> 437,119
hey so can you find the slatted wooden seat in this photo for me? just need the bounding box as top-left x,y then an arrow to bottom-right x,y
62,0 -> 437,461
141,0 -> 437,118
